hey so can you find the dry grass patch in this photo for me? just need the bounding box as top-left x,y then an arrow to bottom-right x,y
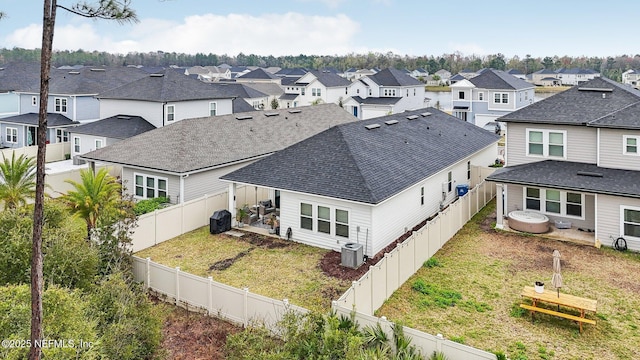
377,200 -> 640,360
136,227 -> 350,313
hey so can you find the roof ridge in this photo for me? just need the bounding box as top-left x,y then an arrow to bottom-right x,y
336,125 -> 379,202
587,99 -> 640,125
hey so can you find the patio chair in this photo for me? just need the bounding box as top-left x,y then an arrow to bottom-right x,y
258,199 -> 275,216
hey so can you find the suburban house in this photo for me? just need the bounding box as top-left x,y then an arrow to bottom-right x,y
0,62 -> 41,119
221,108 -> 499,257
409,68 -> 429,80
280,70 -> 352,108
80,104 -> 358,204
343,68 -> 427,120
0,113 -> 78,148
451,69 -> 535,128
235,68 -> 282,85
184,66 -> 232,82
506,69 -> 526,80
434,69 -> 452,85
97,68 -> 236,128
622,69 -> 640,89
68,114 -> 155,159
556,68 -> 600,86
487,77 -> 640,252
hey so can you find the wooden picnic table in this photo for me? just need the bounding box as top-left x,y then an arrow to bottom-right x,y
520,286 -> 597,333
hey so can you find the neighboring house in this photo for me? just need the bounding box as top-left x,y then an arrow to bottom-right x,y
342,67 -> 357,80
217,83 -> 269,110
449,73 -> 466,85
352,68 -> 376,80
0,113 -> 78,148
556,68 -> 600,86
69,114 -> 155,159
80,104 -> 358,204
531,68 -> 559,86
451,69 -> 535,128
235,68 -> 282,85
97,69 -> 236,128
221,108 -> 499,257
343,68 -> 427,120
410,68 -> 429,80
459,68 -> 478,79
0,62 -> 42,119
423,75 -> 441,87
622,69 -> 640,89
275,68 -> 308,78
286,70 -> 352,107
506,69 -> 526,80
487,77 -> 640,251
242,82 -> 285,109
434,69 -> 452,84
184,66 -> 232,82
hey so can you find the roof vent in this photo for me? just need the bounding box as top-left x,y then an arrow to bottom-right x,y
288,109 -> 302,114
68,71 -> 80,75
116,115 -> 131,120
264,112 -> 279,117
150,73 -> 164,77
406,115 -> 419,120
235,115 -> 253,120
577,171 -> 603,177
365,124 -> 381,130
578,87 -> 613,92
602,93 -> 606,99
90,68 -> 105,72
385,120 -> 399,125
421,112 -> 432,117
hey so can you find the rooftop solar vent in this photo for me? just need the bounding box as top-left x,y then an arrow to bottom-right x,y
385,120 -> 399,125
421,112 -> 432,117
577,171 -> 603,177
90,68 -> 105,72
235,115 -> 253,120
150,73 -> 164,77
365,124 -> 381,130
578,87 -> 613,92
264,112 -> 279,117
288,109 -> 302,114
68,71 -> 80,75
406,115 -> 419,120
116,116 -> 131,120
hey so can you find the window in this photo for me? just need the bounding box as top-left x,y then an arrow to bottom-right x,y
478,92 -> 484,101
414,88 -> 416,96
447,171 -> 452,192
368,89 -> 372,96
526,129 -> 566,158
252,100 -> 261,109
458,91 -> 465,100
312,88 -> 321,97
493,93 -> 508,104
502,93 -> 508,103
524,187 -> 584,218
73,137 -> 80,153
335,209 -> 349,238
467,161 -> 471,180
300,203 -> 313,230
166,105 -> 175,122
32,96 -> 37,106
317,206 -> 330,234
54,98 -> 67,113
406,89 -> 409,97
383,89 -> 397,97
301,88 -> 305,95
345,87 -> 348,95
622,207 -> 640,238
420,186 -> 424,205
134,174 -> 167,199
55,129 -> 68,142
209,102 -> 217,116
95,139 -> 103,150
5,127 -> 17,143
623,135 -> 639,155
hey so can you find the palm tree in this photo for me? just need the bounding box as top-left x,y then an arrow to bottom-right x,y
64,167 -> 121,235
0,152 -> 37,209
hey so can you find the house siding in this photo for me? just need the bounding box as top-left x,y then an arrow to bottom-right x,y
70,133 -> 106,156
596,194 -> 640,252
74,96 -> 100,123
598,128 -> 640,171
100,99 -> 164,128
122,167 -> 180,204
0,92 -> 20,118
505,123 -> 597,166
278,191 -> 373,254
183,160 -> 257,202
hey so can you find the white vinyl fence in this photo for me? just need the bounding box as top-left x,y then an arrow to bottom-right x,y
1,142 -> 69,163
132,256 -> 307,331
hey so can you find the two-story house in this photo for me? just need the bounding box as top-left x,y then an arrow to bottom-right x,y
488,77 -> 640,251
281,70 -> 352,108
450,69 -> 535,129
531,68 -> 560,86
556,68 -> 600,86
343,68 -> 427,120
622,69 -> 640,89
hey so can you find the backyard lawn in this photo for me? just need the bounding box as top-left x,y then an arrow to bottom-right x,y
376,201 -> 640,360
136,228 -> 351,313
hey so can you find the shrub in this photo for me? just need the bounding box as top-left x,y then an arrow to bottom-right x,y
133,197 -> 170,215
424,257 -> 442,268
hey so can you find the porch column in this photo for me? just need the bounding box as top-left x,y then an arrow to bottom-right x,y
495,183 -> 504,229
228,182 -> 237,226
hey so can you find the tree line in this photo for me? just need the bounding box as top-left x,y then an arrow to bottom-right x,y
2,48 -> 639,81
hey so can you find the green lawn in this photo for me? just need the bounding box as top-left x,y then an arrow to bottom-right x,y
376,201 -> 640,360
136,228 -> 350,313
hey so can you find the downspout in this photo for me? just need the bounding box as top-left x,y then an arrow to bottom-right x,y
162,102 -> 166,127
179,174 -> 188,204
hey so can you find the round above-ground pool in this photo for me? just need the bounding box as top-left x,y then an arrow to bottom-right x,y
508,210 -> 549,234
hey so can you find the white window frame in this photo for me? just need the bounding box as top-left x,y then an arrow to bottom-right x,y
73,136 -> 80,153
620,205 -> 640,240
526,129 -> 567,159
54,97 -> 67,113
523,187 -> 585,220
134,173 -> 168,200
166,104 -> 175,122
623,135 -> 640,155
209,102 -> 217,116
458,91 -> 465,100
55,129 -> 69,142
31,96 -> 37,106
95,139 -> 103,150
300,202 -> 313,231
301,88 -> 305,95
447,171 -> 453,193
420,186 -> 425,206
493,92 -> 508,104
6,127 -> 18,143
299,201 -> 349,239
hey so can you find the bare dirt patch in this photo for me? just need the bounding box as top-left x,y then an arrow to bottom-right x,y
208,231 -> 293,271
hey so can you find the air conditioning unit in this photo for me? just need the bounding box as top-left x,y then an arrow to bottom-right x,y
341,243 -> 364,269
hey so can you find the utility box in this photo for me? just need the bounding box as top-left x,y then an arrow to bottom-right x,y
210,210 -> 231,234
341,243 -> 364,269
456,184 -> 470,197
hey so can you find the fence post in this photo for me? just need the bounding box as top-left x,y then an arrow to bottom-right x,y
436,333 -> 444,352
243,287 -> 249,328
146,257 -> 151,289
351,281 -> 358,312
175,266 -> 180,306
208,276 -> 213,315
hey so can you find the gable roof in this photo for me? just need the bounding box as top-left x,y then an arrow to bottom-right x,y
81,104 -> 357,174
276,68 -> 308,77
468,69 -> 533,90
221,108 -> 499,204
237,68 -> 280,80
0,113 -> 78,127
98,69 -> 236,102
534,68 -> 557,75
232,98 -> 258,113
367,68 -> 423,87
0,62 -> 42,92
242,82 -> 285,97
500,77 -> 640,127
304,70 -> 351,87
214,83 -> 267,99
70,115 -> 155,139
349,96 -> 402,105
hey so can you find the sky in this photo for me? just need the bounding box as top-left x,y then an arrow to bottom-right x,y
0,0 -> 636,59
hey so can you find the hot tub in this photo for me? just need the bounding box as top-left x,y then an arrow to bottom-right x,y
508,211 -> 549,234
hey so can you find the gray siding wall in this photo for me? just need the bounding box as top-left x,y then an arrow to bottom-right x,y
100,99 -> 164,128
0,92 -> 20,117
598,128 -> 640,171
596,194 -> 640,252
46,95 -> 74,119
122,167 -> 180,204
505,123 -> 597,166
75,96 -> 100,122
70,133 -> 106,156
182,160 -> 256,202
19,94 -> 39,114
0,123 -> 26,148
515,89 -> 535,109
487,90 -> 514,111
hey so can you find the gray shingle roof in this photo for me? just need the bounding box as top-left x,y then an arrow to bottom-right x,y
221,108 -> 500,204
242,82 -> 284,97
232,98 -> 257,113
238,68 -> 279,80
469,69 -> 533,90
307,70 -> 351,87
70,115 -> 155,139
279,93 -> 299,101
19,66 -> 149,94
487,160 -> 640,198
81,104 -> 357,174
0,113 -> 78,127
0,62 -> 42,92
368,68 -> 423,87
350,96 -> 401,105
98,68 -> 236,102
499,77 -> 640,127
